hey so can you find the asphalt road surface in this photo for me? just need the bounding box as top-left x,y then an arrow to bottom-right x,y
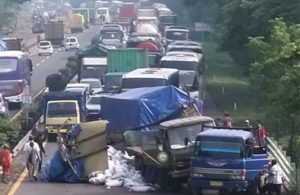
9,26 -> 99,116
12,140 -> 220,195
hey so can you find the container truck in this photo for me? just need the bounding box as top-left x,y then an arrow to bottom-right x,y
73,8 -> 90,28
69,14 -> 85,33
45,20 -> 65,46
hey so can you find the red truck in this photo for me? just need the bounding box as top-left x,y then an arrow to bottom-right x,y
117,3 -> 135,33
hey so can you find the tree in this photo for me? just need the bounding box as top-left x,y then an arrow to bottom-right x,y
248,18 -> 300,155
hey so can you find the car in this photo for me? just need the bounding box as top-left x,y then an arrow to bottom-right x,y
38,41 -> 53,56
80,78 -> 103,95
64,37 -> 80,51
86,93 -> 111,120
0,93 -> 9,117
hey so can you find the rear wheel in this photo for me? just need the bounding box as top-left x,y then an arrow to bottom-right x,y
245,180 -> 257,195
157,169 -> 180,191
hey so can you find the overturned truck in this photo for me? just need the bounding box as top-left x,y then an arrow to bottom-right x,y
100,86 -> 214,190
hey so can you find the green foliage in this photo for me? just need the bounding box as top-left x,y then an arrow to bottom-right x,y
66,61 -> 78,75
67,55 -> 78,63
45,73 -> 67,91
0,119 -> 20,147
91,35 -> 99,45
59,67 -> 71,79
248,19 -> 300,160
0,0 -> 28,29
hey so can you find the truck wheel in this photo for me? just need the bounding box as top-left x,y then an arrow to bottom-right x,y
134,156 -> 144,171
157,169 -> 180,191
258,184 -> 267,194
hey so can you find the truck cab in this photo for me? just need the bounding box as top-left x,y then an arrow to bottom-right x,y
189,128 -> 269,194
43,91 -> 86,141
125,116 -> 215,190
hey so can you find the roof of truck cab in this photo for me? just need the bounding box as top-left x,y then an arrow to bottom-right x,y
159,116 -> 214,129
197,129 -> 253,140
82,57 -> 107,65
0,51 -> 26,58
122,68 -> 178,79
161,54 -> 201,62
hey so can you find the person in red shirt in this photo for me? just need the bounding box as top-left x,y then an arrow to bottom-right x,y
257,120 -> 266,145
0,144 -> 11,183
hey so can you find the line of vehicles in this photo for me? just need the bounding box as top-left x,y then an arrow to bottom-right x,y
0,0 -> 271,194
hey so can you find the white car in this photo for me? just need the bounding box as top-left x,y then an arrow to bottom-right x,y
0,93 -> 9,118
38,41 -> 53,56
80,78 -> 103,94
64,37 -> 80,50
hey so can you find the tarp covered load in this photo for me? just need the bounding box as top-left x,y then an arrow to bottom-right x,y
101,85 -> 202,131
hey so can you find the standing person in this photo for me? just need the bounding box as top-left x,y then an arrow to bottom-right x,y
0,144 -> 11,183
223,111 -> 233,128
269,159 -> 283,195
27,142 -> 40,181
257,120 -> 266,140
24,136 -> 40,177
244,120 -> 253,128
34,133 -> 46,172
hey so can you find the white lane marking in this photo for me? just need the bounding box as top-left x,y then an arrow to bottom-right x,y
58,48 -> 62,51
41,59 -> 45,63
54,51 -> 58,54
36,63 -> 40,66
46,56 -> 50,59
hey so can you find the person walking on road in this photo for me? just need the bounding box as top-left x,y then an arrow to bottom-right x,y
244,120 -> 253,128
26,142 -> 40,181
0,144 -> 11,183
269,159 -> 284,195
34,133 -> 46,172
24,136 -> 40,178
223,111 -> 233,128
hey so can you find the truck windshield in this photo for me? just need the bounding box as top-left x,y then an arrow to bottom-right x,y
168,124 -> 203,150
166,31 -> 188,41
105,75 -> 122,89
195,140 -> 242,159
122,78 -> 167,89
161,61 -> 198,71
101,31 -> 122,39
47,102 -> 77,118
81,65 -> 106,78
0,59 -> 17,73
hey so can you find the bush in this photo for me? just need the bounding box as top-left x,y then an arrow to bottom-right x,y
91,35 -> 99,45
66,61 -> 78,75
0,119 -> 20,147
68,55 -> 78,63
46,73 -> 66,91
59,67 -> 72,79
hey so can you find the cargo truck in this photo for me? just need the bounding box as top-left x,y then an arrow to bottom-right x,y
107,48 -> 148,72
45,20 -> 65,46
43,91 -> 87,141
69,14 -> 85,33
189,127 -> 269,195
73,8 -> 90,28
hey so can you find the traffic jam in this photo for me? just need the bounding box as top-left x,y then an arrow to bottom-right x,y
0,0 -> 273,195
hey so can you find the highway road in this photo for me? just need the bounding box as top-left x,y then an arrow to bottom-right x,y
9,26 -> 99,116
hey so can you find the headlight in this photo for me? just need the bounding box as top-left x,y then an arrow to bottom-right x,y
157,152 -> 168,163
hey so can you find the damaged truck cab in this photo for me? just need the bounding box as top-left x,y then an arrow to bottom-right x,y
126,116 -> 214,190
189,128 -> 269,194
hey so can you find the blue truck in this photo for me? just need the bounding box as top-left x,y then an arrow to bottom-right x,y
43,91 -> 87,141
188,127 -> 269,194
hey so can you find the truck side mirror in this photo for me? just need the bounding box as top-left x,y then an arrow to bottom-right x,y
184,137 -> 189,146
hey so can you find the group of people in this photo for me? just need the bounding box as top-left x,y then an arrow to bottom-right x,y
215,111 -> 266,141
0,133 -> 46,183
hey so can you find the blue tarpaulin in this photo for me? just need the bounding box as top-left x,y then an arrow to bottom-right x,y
45,150 -> 84,183
100,85 -> 202,131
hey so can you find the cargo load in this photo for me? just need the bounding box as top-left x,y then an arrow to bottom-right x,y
100,85 -> 202,131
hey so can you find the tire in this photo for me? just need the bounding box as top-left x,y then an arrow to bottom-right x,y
157,169 -> 180,191
134,156 -> 144,171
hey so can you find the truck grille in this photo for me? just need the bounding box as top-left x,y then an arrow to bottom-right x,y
192,167 -> 242,180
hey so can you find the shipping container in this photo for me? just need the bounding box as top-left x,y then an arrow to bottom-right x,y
107,49 -> 148,72
119,3 -> 135,19
45,21 -> 65,45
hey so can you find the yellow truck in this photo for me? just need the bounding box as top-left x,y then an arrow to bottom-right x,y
69,13 -> 85,33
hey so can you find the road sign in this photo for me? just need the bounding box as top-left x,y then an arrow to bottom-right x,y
22,95 -> 32,109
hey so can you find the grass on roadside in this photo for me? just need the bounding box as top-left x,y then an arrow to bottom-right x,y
202,42 -> 262,125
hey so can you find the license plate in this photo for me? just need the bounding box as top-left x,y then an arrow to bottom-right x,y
210,181 -> 223,187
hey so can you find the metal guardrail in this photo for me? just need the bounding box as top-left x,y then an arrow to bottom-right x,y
267,137 -> 297,191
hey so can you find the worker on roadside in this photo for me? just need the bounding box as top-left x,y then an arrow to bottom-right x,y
244,120 -> 253,128
257,120 -> 266,145
269,159 -> 284,195
223,111 -> 233,128
34,133 -> 46,172
24,136 -> 40,177
0,144 -> 11,183
27,142 -> 40,181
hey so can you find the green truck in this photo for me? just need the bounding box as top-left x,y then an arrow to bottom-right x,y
107,48 -> 148,72
73,8 -> 90,28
